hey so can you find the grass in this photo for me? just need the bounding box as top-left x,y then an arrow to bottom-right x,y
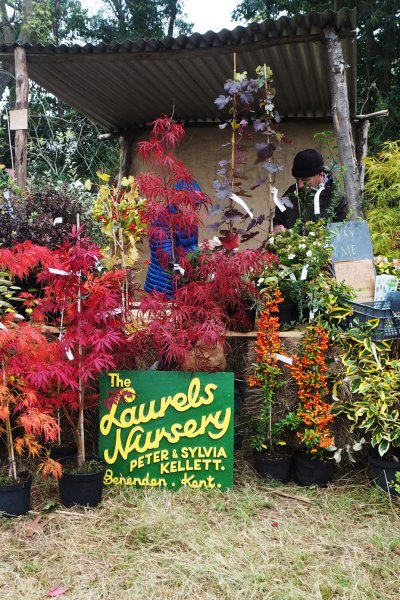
1,457 -> 400,600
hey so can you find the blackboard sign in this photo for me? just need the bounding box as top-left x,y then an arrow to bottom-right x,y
328,220 -> 374,263
99,371 -> 234,490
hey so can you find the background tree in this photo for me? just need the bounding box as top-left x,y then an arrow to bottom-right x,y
232,0 -> 400,152
88,0 -> 192,43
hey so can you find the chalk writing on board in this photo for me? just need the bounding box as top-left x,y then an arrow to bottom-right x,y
328,221 -> 374,263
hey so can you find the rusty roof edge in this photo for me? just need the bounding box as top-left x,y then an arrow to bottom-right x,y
0,7 -> 356,57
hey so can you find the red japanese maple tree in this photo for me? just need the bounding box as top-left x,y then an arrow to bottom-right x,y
0,232 -> 127,470
131,116 -> 274,370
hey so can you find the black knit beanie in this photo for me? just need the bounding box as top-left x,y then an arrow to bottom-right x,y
292,149 -> 325,178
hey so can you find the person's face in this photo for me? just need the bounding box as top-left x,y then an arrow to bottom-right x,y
296,172 -> 324,190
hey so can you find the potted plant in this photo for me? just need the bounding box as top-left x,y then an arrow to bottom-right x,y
288,324 -> 336,486
248,287 -> 295,482
30,229 -> 127,506
333,322 -> 400,495
0,265 -> 62,516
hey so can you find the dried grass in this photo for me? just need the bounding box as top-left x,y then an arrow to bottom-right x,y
1,457 -> 399,599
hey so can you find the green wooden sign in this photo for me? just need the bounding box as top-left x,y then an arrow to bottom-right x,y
98,371 -> 234,490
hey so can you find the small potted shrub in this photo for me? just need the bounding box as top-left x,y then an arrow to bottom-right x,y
248,288 -> 295,482
289,325 -> 336,486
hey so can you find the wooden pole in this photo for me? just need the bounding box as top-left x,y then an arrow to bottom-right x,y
355,119 -> 370,193
14,46 -> 28,190
117,133 -> 134,186
323,28 -> 363,220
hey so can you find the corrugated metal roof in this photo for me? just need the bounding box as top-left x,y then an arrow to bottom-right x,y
0,8 -> 357,132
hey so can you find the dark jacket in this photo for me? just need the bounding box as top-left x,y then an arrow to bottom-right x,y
144,180 -> 201,298
273,176 -> 347,230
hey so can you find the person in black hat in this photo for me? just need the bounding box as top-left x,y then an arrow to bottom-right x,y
272,149 -> 347,232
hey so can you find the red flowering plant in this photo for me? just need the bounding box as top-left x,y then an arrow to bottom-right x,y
288,325 -> 335,460
248,288 -> 295,453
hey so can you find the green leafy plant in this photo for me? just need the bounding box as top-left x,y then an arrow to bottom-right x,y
333,323 -> 400,457
259,220 -> 335,322
364,140 -> 400,257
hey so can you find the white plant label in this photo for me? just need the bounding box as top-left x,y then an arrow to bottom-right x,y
275,353 -> 293,365
271,186 -> 286,212
230,193 -> 254,219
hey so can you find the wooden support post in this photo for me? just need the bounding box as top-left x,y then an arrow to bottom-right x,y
355,119 -> 370,193
14,46 -> 28,190
118,133 -> 135,186
323,28 -> 363,220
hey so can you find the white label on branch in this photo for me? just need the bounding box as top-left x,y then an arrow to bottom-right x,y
230,193 -> 254,218
173,264 -> 185,276
3,190 -> 9,200
0,322 -> 7,330
371,342 -> 382,370
289,273 -> 296,281
275,353 -> 293,365
48,268 -> 71,276
314,187 -> 323,215
66,348 -> 74,361
271,186 -> 286,212
300,265 -> 308,280
53,217 -> 63,225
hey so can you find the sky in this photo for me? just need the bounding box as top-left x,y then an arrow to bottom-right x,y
81,0 -> 243,34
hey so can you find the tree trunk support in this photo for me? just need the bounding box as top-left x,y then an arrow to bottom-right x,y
323,28 -> 363,220
355,118 -> 370,193
14,46 -> 28,191
118,132 -> 135,186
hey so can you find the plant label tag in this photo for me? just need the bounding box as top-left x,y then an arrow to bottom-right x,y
275,353 -> 293,365
65,348 -> 74,361
271,186 -> 286,212
49,268 -> 71,276
230,193 -> 254,218
300,265 -> 308,280
3,190 -> 9,200
314,187 -> 323,215
0,322 -> 7,330
53,217 -> 63,225
173,264 -> 185,276
371,342 -> 382,370
289,273 -> 296,281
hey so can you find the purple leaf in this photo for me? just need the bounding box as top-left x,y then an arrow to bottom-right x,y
241,231 -> 259,242
215,95 -> 231,110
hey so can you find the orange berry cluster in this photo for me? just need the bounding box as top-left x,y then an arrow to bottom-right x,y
249,288 -> 283,390
289,325 -> 334,454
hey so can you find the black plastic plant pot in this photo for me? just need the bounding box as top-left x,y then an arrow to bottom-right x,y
58,458 -> 106,508
49,442 -> 77,460
254,451 -> 293,483
0,471 -> 32,517
368,449 -> 400,496
278,301 -> 299,325
294,453 -> 334,487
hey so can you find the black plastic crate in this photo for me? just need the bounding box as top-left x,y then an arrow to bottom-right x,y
345,298 -> 400,340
